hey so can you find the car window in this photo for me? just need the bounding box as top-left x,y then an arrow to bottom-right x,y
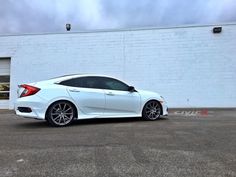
99,77 -> 129,91
59,78 -> 81,87
59,76 -> 129,91
59,77 -> 101,89
84,77 -> 98,88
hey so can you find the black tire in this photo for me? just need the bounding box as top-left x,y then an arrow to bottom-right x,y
46,101 -> 76,127
142,100 -> 162,120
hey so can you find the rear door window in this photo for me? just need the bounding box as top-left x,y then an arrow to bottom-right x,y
60,77 -> 101,89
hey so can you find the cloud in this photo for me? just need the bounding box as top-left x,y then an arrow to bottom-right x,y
0,0 -> 235,34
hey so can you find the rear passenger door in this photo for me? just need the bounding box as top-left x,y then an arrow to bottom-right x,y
60,77 -> 105,116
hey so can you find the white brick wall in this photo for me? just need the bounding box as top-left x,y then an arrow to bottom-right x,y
0,24 -> 236,109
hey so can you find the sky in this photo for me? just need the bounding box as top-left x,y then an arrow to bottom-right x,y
0,0 -> 236,34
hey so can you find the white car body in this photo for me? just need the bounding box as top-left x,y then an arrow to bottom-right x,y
15,74 -> 168,124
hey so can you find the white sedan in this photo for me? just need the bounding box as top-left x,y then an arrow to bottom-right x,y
15,74 -> 168,127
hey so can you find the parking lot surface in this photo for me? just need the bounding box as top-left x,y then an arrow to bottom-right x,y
0,109 -> 236,177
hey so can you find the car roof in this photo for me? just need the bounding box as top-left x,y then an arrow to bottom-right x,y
50,74 -> 126,83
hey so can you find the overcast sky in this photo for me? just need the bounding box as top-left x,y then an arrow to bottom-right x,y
0,0 -> 236,34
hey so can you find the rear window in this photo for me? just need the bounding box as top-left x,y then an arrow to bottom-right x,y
59,78 -> 83,87
59,77 -> 100,89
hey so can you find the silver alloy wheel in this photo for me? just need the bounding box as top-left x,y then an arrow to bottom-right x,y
50,102 -> 74,126
144,101 -> 161,120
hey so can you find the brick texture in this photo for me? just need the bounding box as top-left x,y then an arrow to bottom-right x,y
0,24 -> 236,108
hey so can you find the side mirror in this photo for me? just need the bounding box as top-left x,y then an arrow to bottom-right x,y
128,86 -> 136,92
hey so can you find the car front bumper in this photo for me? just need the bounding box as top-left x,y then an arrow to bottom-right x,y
161,101 -> 168,116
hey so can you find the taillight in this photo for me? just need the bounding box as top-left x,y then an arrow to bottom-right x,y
20,84 -> 40,98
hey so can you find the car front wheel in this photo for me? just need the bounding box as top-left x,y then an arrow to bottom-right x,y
142,100 -> 162,120
47,101 -> 75,127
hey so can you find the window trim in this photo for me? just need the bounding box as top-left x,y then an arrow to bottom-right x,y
58,76 -> 131,91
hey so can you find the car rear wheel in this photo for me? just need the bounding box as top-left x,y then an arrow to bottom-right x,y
142,100 -> 161,120
47,101 -> 75,127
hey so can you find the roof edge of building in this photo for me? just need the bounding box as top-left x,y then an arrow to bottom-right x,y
0,22 -> 236,37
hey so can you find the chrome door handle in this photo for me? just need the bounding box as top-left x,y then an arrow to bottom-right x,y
69,89 -> 80,92
106,92 -> 114,96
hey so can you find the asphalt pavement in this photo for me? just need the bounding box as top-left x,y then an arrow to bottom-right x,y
0,109 -> 236,177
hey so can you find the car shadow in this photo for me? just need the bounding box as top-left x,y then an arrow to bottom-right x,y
72,117 -> 168,126
15,117 -> 168,129
14,120 -> 51,129
73,117 -> 142,125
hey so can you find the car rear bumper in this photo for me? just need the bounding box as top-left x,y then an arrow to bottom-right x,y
14,95 -> 47,120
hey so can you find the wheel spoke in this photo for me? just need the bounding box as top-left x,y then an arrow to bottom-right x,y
52,107 -> 59,112
51,113 -> 60,116
153,112 -> 158,117
151,113 -> 154,119
53,115 -> 60,120
64,107 -> 72,113
151,102 -> 155,108
148,112 -> 153,118
58,116 -> 62,123
64,115 -> 71,121
59,104 -> 63,111
62,117 -> 65,123
64,113 -> 73,116
146,104 -> 151,108
62,104 -> 67,111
